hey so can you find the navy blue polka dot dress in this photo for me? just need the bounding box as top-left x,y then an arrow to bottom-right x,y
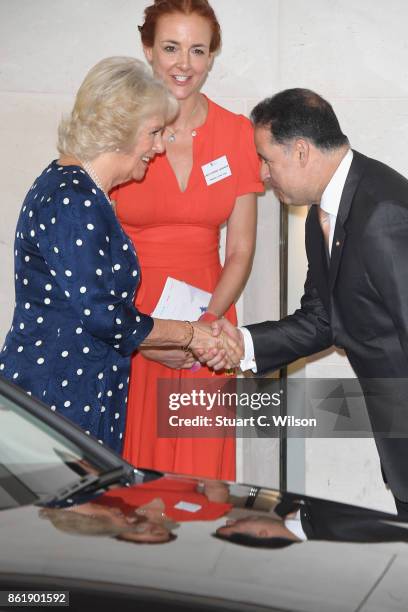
0,161 -> 153,453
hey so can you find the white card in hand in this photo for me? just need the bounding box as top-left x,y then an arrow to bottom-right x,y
151,277 -> 211,321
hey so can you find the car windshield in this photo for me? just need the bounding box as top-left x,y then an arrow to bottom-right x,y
0,389 -> 104,510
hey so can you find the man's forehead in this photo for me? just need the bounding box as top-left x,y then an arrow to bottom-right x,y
254,125 -> 279,146
254,124 -> 272,138
255,127 -> 284,157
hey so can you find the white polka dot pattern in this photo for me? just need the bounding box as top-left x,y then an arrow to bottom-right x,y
0,160 -> 153,454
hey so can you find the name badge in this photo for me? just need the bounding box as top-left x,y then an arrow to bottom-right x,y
174,501 -> 202,513
201,155 -> 232,186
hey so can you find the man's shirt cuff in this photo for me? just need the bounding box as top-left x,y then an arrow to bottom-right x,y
239,326 -> 257,373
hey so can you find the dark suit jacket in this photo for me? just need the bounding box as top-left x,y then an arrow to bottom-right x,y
247,150 -> 408,500
275,492 -> 408,543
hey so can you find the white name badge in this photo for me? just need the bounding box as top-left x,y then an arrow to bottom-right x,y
201,155 -> 232,186
174,501 -> 202,513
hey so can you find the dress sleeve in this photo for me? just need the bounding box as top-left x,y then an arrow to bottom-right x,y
235,116 -> 265,197
35,185 -> 153,357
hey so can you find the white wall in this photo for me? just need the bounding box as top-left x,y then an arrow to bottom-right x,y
1,0 -> 407,510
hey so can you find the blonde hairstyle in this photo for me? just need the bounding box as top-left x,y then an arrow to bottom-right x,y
57,56 -> 178,161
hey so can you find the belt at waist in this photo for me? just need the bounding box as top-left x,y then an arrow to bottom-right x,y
122,224 -> 221,268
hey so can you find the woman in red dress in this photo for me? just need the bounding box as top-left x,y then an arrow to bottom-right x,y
112,0 -> 263,480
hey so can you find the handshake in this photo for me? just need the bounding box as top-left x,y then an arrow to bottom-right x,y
189,319 -> 245,371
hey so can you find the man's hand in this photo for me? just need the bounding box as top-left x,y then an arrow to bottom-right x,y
193,319 -> 244,371
211,319 -> 244,370
189,321 -> 240,370
212,319 -> 244,346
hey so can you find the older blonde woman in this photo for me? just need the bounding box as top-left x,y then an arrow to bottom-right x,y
0,57 -> 236,452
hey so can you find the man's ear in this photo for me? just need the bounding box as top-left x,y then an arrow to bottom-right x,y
143,46 -> 153,64
295,139 -> 310,167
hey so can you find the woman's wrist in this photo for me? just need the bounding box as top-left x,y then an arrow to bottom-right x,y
182,320 -> 194,350
199,311 -> 219,323
141,318 -> 195,348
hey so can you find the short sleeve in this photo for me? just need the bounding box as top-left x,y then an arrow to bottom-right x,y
236,116 -> 264,197
35,184 -> 153,356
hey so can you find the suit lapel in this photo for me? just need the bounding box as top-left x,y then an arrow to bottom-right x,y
329,151 -> 367,292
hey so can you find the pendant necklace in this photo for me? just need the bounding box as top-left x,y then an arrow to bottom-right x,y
167,99 -> 201,143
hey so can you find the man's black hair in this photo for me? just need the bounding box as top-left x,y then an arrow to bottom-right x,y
213,531 -> 298,549
251,88 -> 349,150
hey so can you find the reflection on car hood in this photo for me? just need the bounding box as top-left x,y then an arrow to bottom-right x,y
1,475 -> 408,612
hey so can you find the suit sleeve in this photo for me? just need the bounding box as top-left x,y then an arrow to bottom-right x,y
246,267 -> 332,375
363,202 -> 408,359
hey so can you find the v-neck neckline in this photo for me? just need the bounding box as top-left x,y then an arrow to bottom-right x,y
165,95 -> 212,194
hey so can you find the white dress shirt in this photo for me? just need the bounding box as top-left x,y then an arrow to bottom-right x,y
320,148 -> 353,253
240,149 -> 354,372
284,510 -> 307,541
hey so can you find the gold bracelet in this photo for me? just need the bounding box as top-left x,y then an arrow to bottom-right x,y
183,320 -> 194,351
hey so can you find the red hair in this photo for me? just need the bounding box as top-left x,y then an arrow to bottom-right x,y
139,0 -> 222,52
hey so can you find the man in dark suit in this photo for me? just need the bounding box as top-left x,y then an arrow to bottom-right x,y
215,492 -> 408,547
206,88 -> 408,516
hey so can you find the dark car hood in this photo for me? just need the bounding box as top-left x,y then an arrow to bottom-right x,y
1,478 -> 408,612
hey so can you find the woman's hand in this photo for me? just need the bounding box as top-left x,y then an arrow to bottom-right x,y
140,347 -> 196,370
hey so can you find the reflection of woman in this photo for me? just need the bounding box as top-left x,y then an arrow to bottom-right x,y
112,0 -> 263,478
0,57 -> 236,452
95,477 -> 232,523
40,505 -> 175,544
